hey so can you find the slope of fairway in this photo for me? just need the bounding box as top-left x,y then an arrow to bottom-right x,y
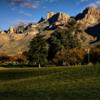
0,65 -> 100,100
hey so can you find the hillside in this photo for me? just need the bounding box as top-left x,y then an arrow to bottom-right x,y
0,7 -> 100,56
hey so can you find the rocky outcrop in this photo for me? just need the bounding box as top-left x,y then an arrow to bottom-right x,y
38,17 -> 45,23
8,26 -> 15,34
76,7 -> 100,28
0,24 -> 39,56
85,23 -> 100,39
47,12 -> 55,19
47,12 -> 70,25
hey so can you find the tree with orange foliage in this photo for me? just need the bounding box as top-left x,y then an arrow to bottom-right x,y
53,48 -> 85,66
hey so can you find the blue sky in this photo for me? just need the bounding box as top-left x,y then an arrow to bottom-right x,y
0,0 -> 100,30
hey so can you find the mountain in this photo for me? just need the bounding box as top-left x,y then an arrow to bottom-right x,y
75,7 -> 100,28
0,7 -> 100,56
46,12 -> 70,25
86,23 -> 100,39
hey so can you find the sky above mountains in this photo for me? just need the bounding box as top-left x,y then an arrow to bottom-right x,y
0,0 -> 100,30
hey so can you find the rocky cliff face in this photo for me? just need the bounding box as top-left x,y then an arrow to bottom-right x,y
0,25 -> 39,56
75,7 -> 100,43
0,7 -> 100,56
46,12 -> 70,25
76,7 -> 100,28
46,12 -> 55,19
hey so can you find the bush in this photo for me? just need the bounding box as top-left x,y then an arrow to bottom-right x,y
27,34 -> 48,67
53,48 -> 85,66
90,48 -> 100,64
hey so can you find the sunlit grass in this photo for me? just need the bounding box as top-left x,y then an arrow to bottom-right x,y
0,65 -> 100,100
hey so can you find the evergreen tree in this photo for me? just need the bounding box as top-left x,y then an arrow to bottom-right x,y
48,28 -> 81,60
27,34 -> 48,67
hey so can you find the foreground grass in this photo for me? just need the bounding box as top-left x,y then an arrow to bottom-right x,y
0,65 -> 100,100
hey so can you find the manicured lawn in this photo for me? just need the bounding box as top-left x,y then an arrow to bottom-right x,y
0,65 -> 100,100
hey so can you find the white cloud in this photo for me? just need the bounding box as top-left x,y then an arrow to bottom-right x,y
21,2 -> 39,9
87,0 -> 100,8
8,0 -> 41,17
80,0 -> 88,2
18,10 -> 32,17
76,0 -> 88,5
45,0 -> 58,3
9,0 -> 40,10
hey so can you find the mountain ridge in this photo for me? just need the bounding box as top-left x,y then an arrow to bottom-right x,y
0,7 -> 100,56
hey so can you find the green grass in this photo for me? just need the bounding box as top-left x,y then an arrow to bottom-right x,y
0,65 -> 100,100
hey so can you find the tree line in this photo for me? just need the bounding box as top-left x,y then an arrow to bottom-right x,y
0,28 -> 99,67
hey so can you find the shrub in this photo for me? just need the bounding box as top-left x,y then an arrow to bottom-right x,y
53,48 -> 86,66
90,48 -> 100,64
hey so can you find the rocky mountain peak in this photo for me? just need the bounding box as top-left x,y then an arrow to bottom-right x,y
47,12 -> 55,19
46,12 -> 70,25
8,26 -> 15,34
83,7 -> 97,13
76,7 -> 100,28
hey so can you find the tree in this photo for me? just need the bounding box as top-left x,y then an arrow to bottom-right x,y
48,28 -> 81,60
27,34 -> 48,67
53,48 -> 85,66
90,48 -> 100,64
48,34 -> 62,60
